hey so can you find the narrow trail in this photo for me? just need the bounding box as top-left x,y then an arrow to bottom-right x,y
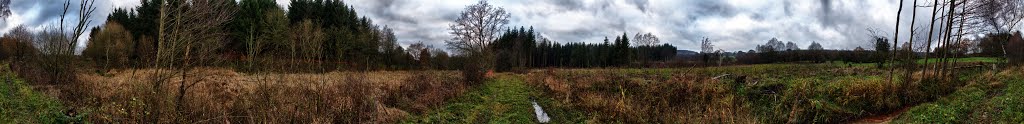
410,74 -> 567,123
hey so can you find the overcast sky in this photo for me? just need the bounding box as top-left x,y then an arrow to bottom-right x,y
2,0 -> 1019,51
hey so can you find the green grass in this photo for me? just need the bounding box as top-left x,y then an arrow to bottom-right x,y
916,57 -> 1002,64
893,69 -> 1024,123
405,62 -> 1014,123
990,78 -> 1024,122
0,62 -> 76,123
828,57 -> 1002,67
406,74 -> 585,123
893,87 -> 986,123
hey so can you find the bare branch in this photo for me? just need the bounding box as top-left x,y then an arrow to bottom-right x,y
447,0 -> 510,57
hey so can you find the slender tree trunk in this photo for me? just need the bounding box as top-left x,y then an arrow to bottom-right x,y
922,0 -> 940,79
890,0 -> 904,83
946,5 -> 962,73
939,0 -> 958,77
149,3 -> 167,122
907,0 -> 919,80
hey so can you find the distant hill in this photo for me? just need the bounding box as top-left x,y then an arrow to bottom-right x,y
677,50 -> 698,56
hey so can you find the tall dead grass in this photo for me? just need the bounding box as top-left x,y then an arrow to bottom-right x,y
526,69 -> 754,123
528,66 -> 976,123
76,68 -> 464,123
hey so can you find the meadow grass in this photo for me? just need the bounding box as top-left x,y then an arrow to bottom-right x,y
0,62 -> 75,123
513,63 -> 989,123
406,74 -> 586,123
893,66 -> 1024,123
7,59 -> 1014,123
916,57 -> 1002,64
826,57 -> 1002,67
73,68 -> 465,123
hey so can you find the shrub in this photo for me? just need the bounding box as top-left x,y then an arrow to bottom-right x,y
135,36 -> 157,66
0,62 -> 75,124
1008,32 -> 1023,65
83,22 -> 134,69
527,69 -> 752,123
388,71 -> 459,113
32,27 -> 80,86
461,60 -> 487,85
0,26 -> 38,60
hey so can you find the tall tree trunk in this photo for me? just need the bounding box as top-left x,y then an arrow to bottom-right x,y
922,0 -> 940,79
890,0 -> 904,83
939,0 -> 958,77
951,4 -> 967,74
907,0 -> 919,80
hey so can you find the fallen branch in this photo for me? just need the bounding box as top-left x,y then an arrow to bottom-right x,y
712,74 -> 731,80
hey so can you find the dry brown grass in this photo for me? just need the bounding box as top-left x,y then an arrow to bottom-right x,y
526,69 -> 754,123
75,68 -> 464,123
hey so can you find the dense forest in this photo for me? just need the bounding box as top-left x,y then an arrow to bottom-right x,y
3,0 -> 1024,123
42,0 -> 681,73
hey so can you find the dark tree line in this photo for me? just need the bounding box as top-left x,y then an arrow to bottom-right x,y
734,38 -> 897,65
77,0 -> 687,72
89,0 -> 431,71
492,28 -> 677,71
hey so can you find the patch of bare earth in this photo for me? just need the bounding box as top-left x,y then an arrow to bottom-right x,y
75,68 -> 464,123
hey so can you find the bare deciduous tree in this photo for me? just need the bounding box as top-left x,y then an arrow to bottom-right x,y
700,37 -> 714,54
633,32 -> 660,47
36,0 -> 96,56
447,0 -> 510,83
971,0 -> 1024,33
290,19 -> 326,71
700,37 -> 714,66
920,0 -> 942,79
2,26 -> 36,60
785,42 -> 800,51
808,42 -> 824,50
84,22 -> 134,71
147,0 -> 236,122
28,0 -> 96,85
631,32 -> 660,65
447,0 -> 510,68
407,41 -> 427,60
968,0 -> 1024,62
378,26 -> 398,52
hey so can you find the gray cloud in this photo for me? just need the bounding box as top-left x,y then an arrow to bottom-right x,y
550,0 -> 585,10
1,0 -> 138,51
626,0 -> 649,12
4,0 -> 954,52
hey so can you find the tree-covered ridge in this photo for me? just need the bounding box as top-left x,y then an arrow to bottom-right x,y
90,0 -> 681,72
93,0 -> 416,71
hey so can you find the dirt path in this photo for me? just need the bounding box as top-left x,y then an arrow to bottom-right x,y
849,106 -> 912,123
407,75 -> 541,123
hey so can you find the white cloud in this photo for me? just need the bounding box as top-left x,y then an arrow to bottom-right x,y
5,0 -> 946,52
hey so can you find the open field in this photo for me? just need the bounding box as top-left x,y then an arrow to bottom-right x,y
518,64 -> 928,123
2,59 -> 1022,123
916,57 -> 1003,64
6,0 -> 1024,123
52,68 -> 465,123
415,62 -> 1021,123
893,67 -> 1024,123
1,62 -> 478,123
0,62 -> 71,123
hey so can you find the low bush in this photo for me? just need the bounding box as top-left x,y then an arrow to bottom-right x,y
527,64 -> 985,123
527,69 -> 753,123
75,68 -> 464,123
0,62 -> 79,123
83,22 -> 134,70
461,61 -> 487,85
